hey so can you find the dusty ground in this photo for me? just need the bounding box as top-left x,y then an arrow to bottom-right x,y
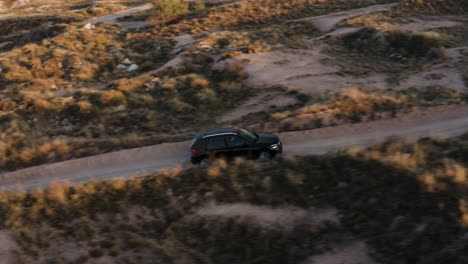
194,204 -> 339,231
217,3 -> 467,122
0,231 -> 18,264
303,241 -> 378,264
289,2 -> 400,32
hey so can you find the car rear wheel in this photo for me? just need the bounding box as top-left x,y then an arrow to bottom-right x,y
258,151 -> 272,162
199,158 -> 210,168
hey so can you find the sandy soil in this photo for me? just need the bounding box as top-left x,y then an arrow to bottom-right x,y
1,104 -> 467,191
218,89 -> 299,123
238,48 -> 389,94
133,34 -> 195,78
227,5 -> 466,121
195,203 -> 339,231
0,230 -> 17,264
238,28 -> 465,97
392,18 -> 462,31
289,2 -> 399,32
398,65 -> 467,92
303,241 -> 378,264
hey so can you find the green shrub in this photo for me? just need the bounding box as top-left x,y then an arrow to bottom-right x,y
151,0 -> 188,20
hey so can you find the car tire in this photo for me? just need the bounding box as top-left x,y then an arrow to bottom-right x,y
258,151 -> 272,162
199,158 -> 210,168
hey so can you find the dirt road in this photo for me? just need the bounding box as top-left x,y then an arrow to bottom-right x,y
83,3 -> 153,25
1,105 -> 467,191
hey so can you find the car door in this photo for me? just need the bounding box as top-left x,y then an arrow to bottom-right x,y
225,135 -> 249,159
205,136 -> 228,159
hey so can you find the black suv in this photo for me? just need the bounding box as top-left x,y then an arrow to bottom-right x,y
190,127 -> 282,165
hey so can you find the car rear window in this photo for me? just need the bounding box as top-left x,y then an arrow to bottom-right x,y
207,136 -> 226,149
190,133 -> 203,148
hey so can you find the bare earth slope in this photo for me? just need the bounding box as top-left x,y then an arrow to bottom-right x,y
1,104 -> 467,191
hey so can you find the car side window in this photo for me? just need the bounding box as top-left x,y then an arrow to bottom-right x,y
206,136 -> 226,149
226,135 -> 246,147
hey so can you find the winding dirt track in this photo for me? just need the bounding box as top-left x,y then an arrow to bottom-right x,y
1,105 -> 468,191
83,3 -> 153,25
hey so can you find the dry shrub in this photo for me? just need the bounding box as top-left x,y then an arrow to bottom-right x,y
343,28 -> 443,58
100,90 -> 125,106
0,116 -> 72,171
117,75 -> 153,92
1,134 -> 468,263
0,24 -> 123,85
129,0 -> 396,37
77,100 -> 93,113
191,78 -> 210,89
333,88 -> 407,119
227,62 -> 248,79
344,13 -> 397,31
392,0 -> 468,15
151,0 -> 188,20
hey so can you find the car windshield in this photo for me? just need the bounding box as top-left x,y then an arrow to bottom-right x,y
240,129 -> 257,142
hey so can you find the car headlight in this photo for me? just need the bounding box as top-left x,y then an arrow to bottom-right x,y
270,142 -> 281,150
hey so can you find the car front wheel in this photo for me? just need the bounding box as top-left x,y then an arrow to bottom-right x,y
258,151 -> 272,162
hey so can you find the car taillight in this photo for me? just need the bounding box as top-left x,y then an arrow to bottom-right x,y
191,149 -> 197,154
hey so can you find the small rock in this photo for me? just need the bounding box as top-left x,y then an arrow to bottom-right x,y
83,23 -> 95,30
367,197 -> 378,204
111,105 -> 126,112
127,64 -> 139,72
61,119 -> 69,126
122,58 -> 132,65
116,64 -> 127,70
337,182 -> 348,188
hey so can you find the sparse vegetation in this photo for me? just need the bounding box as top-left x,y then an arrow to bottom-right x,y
127,0 -> 397,37
1,0 -> 467,263
0,15 -> 254,172
257,86 -> 464,132
343,27 -> 444,58
1,134 -> 468,263
151,0 -> 188,20
392,0 -> 468,15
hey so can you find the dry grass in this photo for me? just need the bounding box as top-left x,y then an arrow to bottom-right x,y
342,27 -> 444,58
1,135 -> 468,263
151,0 -> 188,20
392,0 -> 468,15
265,86 -> 464,132
0,31 -> 251,172
127,0 -> 396,38
0,115 -> 72,171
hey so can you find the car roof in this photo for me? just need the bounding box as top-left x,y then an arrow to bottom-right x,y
200,127 -> 240,138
